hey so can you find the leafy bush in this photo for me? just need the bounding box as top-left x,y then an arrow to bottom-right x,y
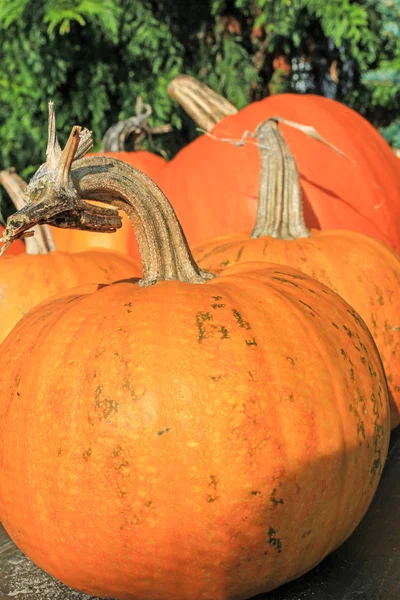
0,1 -> 398,221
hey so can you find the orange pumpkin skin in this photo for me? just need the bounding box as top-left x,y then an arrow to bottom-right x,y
0,249 -> 139,343
0,263 -> 389,599
52,151 -> 166,259
161,94 -> 400,252
194,229 -> 400,428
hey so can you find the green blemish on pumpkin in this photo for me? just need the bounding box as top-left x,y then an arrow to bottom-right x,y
360,356 -> 366,365
157,428 -> 171,436
82,448 -> 92,462
220,259 -> 230,267
196,311 -> 213,342
271,276 -> 300,288
270,488 -> 284,506
368,363 -> 377,377
340,349 -> 347,359
207,475 -> 218,503
286,357 -> 295,367
95,394 -> 119,420
343,325 -> 354,338
117,460 -> 129,472
220,326 -> 229,339
124,302 -> 132,307
331,322 -> 339,329
301,530 -> 313,539
371,314 -> 377,330
212,296 -> 222,301
232,309 -> 251,330
236,246 -> 244,262
274,271 -> 305,280
245,337 -> 258,346
375,286 -> 384,306
251,490 -> 261,496
346,308 -> 365,329
267,527 -> 282,553
349,368 -> 355,381
357,420 -> 366,439
298,300 -> 319,316
210,375 -> 223,381
113,446 -> 123,457
211,303 -> 226,309
118,488 -> 128,498
122,379 -> 144,401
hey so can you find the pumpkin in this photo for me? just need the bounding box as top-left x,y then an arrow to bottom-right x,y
0,134 -> 140,345
0,119 -> 389,600
164,75 -> 400,252
192,119 -> 400,429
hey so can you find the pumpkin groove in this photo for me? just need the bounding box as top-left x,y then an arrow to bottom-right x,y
0,117 -> 390,600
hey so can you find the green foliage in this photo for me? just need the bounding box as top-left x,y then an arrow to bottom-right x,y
0,0 -> 398,218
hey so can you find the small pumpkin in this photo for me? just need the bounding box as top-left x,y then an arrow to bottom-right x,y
165,75 -> 400,253
0,120 -> 140,344
0,118 -> 389,600
193,119 -> 400,429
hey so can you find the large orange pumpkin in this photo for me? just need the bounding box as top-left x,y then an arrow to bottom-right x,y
0,122 -> 390,600
164,75 -> 400,252
193,119 -> 400,429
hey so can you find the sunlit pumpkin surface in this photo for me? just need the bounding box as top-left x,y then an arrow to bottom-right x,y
0,262 -> 389,600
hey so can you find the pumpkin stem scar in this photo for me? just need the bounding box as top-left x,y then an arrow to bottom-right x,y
0,104 -> 214,287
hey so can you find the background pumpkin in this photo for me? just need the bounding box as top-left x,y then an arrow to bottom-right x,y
163,75 -> 400,253
0,122 -> 390,600
193,118 -> 400,429
0,163 -> 140,344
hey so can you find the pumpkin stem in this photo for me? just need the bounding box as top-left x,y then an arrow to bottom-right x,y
251,119 -> 310,240
101,97 -> 172,153
168,75 -> 238,131
0,168 -> 56,254
46,101 -> 62,168
1,113 -> 213,286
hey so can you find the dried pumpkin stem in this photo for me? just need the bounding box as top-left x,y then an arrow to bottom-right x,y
0,168 -> 55,254
72,158 -> 213,285
168,75 -> 238,132
1,120 -> 213,286
252,119 -> 310,240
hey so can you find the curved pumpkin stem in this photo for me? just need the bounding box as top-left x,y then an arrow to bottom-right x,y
0,168 -> 56,254
252,119 -> 310,240
101,97 -> 172,153
168,75 -> 238,131
1,110 -> 213,287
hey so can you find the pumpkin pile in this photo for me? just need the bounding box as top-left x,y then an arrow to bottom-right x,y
0,79 -> 398,600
